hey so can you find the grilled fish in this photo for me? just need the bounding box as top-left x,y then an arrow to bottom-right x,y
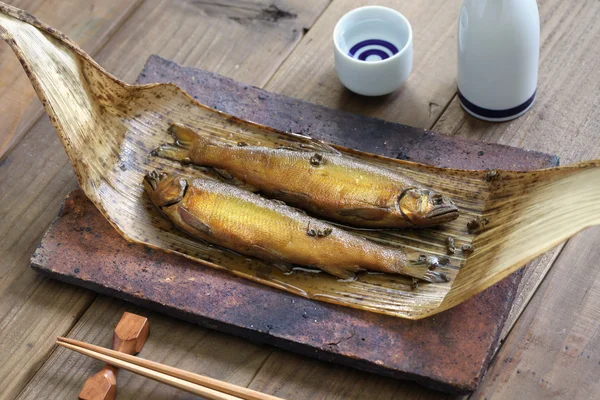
143,171 -> 449,283
153,124 -> 459,229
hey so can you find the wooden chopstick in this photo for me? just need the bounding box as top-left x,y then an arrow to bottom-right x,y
56,340 -> 241,400
56,337 -> 284,400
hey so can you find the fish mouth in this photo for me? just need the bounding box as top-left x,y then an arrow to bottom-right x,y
143,171 -> 160,191
426,205 -> 459,220
143,170 -> 187,207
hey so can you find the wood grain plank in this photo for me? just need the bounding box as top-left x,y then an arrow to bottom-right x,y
248,350 -> 460,400
470,227 -> 600,400
265,0 -> 462,129
94,0 -> 329,86
431,0 -> 600,351
0,115 -> 94,400
0,0 -> 143,159
17,296 -> 272,399
1,0 -> 329,398
498,248 -> 565,342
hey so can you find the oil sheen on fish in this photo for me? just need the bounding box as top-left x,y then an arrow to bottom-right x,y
153,124 -> 459,229
143,171 -> 449,283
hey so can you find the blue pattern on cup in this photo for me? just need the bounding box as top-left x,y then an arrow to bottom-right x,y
348,39 -> 399,61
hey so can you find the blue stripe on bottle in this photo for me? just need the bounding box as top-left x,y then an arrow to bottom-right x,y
458,90 -> 537,119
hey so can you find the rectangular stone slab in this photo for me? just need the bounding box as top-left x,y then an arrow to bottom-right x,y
31,56 -> 558,394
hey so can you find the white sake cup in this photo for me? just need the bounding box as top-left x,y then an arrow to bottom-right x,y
333,6 -> 413,96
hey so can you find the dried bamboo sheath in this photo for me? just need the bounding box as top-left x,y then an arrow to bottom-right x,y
1,1 -> 599,319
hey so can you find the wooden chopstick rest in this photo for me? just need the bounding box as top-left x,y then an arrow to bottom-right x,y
78,312 -> 150,400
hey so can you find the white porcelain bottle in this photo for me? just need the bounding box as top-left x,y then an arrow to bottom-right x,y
457,0 -> 540,122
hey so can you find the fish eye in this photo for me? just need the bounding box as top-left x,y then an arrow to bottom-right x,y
431,194 -> 444,205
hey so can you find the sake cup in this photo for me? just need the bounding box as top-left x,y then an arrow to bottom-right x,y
333,6 -> 413,96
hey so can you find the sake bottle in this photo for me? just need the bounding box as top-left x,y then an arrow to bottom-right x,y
457,0 -> 540,122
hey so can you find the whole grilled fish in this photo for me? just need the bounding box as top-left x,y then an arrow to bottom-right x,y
143,170 -> 449,283
153,124 -> 459,229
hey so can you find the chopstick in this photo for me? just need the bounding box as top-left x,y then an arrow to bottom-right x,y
56,337 -> 284,400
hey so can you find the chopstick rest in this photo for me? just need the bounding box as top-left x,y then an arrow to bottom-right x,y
78,312 -> 150,400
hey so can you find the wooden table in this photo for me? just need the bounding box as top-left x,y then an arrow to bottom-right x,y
0,1 -> 598,399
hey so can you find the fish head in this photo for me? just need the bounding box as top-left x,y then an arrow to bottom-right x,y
143,170 -> 188,207
398,188 -> 459,226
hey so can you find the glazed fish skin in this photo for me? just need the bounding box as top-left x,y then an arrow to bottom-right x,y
154,124 -> 459,228
143,171 -> 448,283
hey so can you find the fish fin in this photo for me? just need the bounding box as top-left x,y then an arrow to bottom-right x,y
271,189 -> 312,205
212,168 -> 259,192
320,265 -> 365,281
273,263 -> 294,274
168,123 -> 196,149
280,132 -> 341,155
337,207 -> 389,221
177,206 -> 213,237
305,140 -> 341,156
213,168 -> 234,181
251,243 -> 288,264
152,143 -> 190,163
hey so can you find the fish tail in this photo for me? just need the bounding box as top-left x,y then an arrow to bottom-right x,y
397,264 -> 449,283
168,123 -> 196,149
390,252 -> 451,283
152,123 -> 198,161
151,143 -> 190,162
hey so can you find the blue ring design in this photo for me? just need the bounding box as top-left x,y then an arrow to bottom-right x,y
348,39 -> 399,61
349,39 -> 399,56
458,89 -> 537,120
358,49 -> 390,61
